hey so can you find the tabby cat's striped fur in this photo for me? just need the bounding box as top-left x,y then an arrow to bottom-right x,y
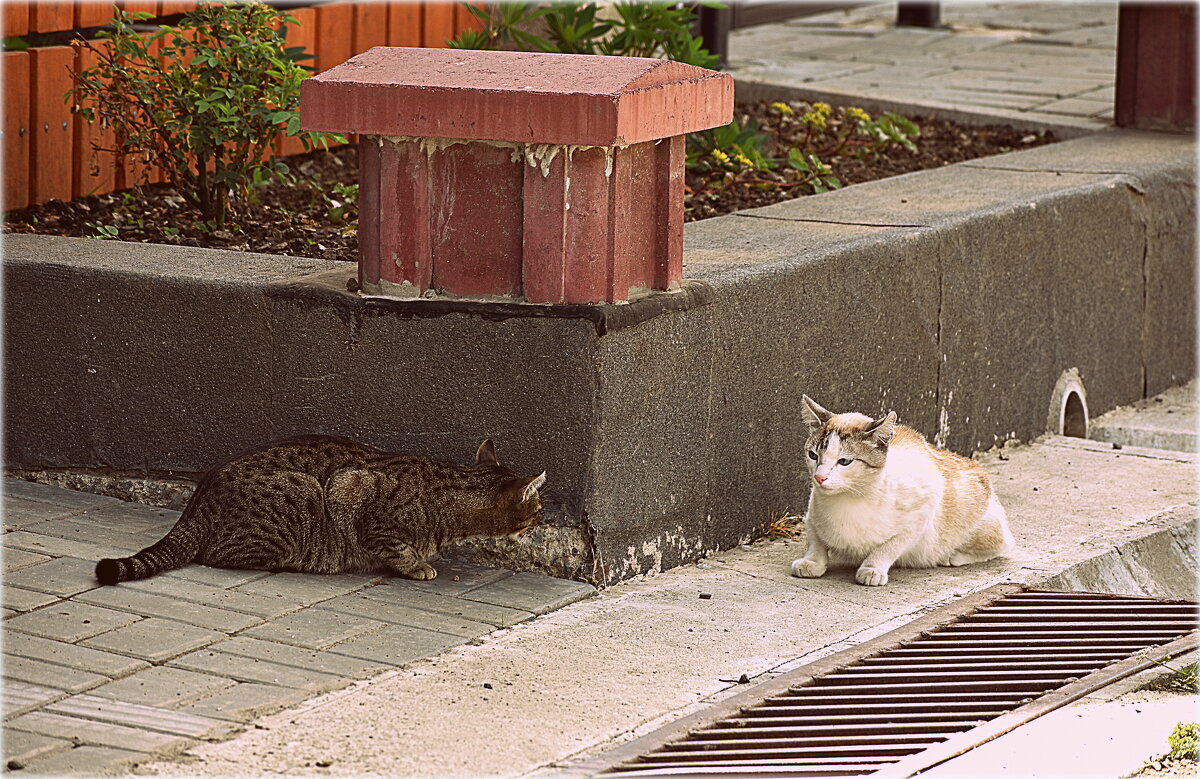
95,435 -> 545,584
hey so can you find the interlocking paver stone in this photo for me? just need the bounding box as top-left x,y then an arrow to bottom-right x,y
1,497 -> 86,529
315,594 -> 496,638
3,586 -> 60,613
359,583 -> 534,627
5,632 -> 150,677
164,565 -> 270,588
460,571 -> 596,615
87,665 -> 238,709
8,710 -> 187,752
2,681 -> 67,719
75,586 -> 265,632
31,517 -> 166,554
3,548 -> 53,572
232,570 -> 379,604
210,636 -> 390,678
2,529 -> 139,561
5,556 -> 102,597
2,479 -> 118,509
179,682 -> 311,723
45,694 -> 237,739
166,648 -> 347,691
4,599 -> 141,642
81,617 -> 226,662
382,557 -> 514,595
3,655 -> 110,693
239,606 -> 387,649
325,624 -> 467,666
8,743 -> 143,776
120,576 -> 300,617
2,728 -> 71,764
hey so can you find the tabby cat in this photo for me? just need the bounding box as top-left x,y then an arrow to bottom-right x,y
791,395 -> 1014,587
95,435 -> 545,584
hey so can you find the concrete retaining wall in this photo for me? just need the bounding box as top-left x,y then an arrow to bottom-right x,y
4,128 -> 1194,585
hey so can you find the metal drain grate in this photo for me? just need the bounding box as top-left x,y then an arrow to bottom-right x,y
569,585 -> 1197,778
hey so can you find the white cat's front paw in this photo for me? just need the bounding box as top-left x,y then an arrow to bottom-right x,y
856,566 -> 889,586
791,558 -> 827,578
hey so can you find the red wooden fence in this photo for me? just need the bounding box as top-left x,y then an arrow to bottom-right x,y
2,1 -> 483,210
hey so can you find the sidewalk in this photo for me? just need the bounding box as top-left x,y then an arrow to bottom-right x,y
727,1 -> 1118,134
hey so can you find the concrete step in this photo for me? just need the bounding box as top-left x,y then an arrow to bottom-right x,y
1090,382 -> 1197,454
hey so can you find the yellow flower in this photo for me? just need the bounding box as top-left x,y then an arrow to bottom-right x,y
803,111 -> 827,131
712,149 -> 731,165
846,107 -> 872,122
771,101 -> 795,116
813,101 -> 832,116
734,152 -> 754,167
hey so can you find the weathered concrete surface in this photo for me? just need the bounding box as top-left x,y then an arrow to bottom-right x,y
4,128 -> 1194,585
1090,381 -> 1198,453
135,424 -> 1197,778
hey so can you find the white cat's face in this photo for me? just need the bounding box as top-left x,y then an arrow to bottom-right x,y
806,429 -> 873,493
801,396 -> 895,495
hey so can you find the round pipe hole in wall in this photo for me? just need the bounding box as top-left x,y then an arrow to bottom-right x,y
1049,368 -> 1089,438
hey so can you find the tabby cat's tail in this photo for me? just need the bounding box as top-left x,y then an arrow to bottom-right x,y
95,521 -> 201,585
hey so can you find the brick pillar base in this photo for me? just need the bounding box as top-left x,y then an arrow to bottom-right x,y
301,48 -> 731,304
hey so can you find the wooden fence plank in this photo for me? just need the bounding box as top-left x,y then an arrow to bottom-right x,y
352,1 -> 389,53
3,51 -> 31,210
387,1 -> 422,47
422,1 -> 457,47
76,1 -> 116,27
4,1 -> 31,35
316,2 -> 354,73
455,2 -> 487,38
72,41 -> 117,198
277,6 -> 317,157
32,2 -> 75,32
30,46 -> 76,204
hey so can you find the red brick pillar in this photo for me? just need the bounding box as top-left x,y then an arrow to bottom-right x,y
300,48 -> 732,304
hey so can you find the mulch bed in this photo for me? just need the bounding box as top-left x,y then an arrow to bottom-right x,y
2,99 -> 1057,263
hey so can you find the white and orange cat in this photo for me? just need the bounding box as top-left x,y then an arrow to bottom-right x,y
791,395 -> 1014,586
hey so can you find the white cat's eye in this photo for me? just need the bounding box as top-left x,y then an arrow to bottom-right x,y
837,457 -> 853,466
807,450 -> 818,460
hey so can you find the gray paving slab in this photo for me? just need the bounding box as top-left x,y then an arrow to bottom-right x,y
179,682 -> 311,723
120,575 -> 301,617
75,586 -> 266,632
2,681 -> 67,719
163,565 -> 270,588
10,743 -> 143,776
359,583 -> 534,627
385,557 -> 514,595
5,631 -> 151,677
87,665 -> 238,709
210,636 -> 390,678
2,497 -> 88,529
3,547 -> 53,572
165,648 -> 348,691
3,585 -> 60,613
45,693 -> 238,739
8,710 -> 187,752
80,617 -> 227,662
2,728 -> 72,764
314,594 -> 496,638
459,572 -> 596,616
4,599 -> 141,642
231,570 -> 379,604
2,528 -> 140,560
2,479 -> 118,510
239,605 -> 388,649
3,654 -> 111,693
323,623 -> 468,666
30,516 -> 167,552
4,555 -> 103,597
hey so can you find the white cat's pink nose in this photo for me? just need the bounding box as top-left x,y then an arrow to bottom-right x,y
814,474 -> 827,484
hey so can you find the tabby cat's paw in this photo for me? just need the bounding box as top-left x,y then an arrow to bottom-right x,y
791,558 -> 826,578
404,564 -> 438,580
855,566 -> 888,587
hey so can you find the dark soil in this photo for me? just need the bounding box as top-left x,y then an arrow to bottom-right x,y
2,99 -> 1057,262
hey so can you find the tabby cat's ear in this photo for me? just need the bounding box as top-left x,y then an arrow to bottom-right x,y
801,395 -> 833,429
865,411 -> 897,446
520,472 -> 546,502
475,439 -> 498,466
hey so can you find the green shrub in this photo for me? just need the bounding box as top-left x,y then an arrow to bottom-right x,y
1168,722 -> 1199,761
71,3 -> 341,230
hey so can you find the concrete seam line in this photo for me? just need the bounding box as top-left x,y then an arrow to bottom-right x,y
732,212 -> 929,228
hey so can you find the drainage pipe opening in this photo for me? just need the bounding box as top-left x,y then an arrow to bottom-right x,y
1049,369 -> 1089,439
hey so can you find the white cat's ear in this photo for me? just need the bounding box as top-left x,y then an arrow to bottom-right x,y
476,439 -> 499,466
801,395 -> 833,429
521,472 -> 546,501
866,411 -> 898,446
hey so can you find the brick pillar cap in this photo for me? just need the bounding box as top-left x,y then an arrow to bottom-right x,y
300,47 -> 733,147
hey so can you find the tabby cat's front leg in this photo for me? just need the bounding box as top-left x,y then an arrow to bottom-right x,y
372,542 -> 438,580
